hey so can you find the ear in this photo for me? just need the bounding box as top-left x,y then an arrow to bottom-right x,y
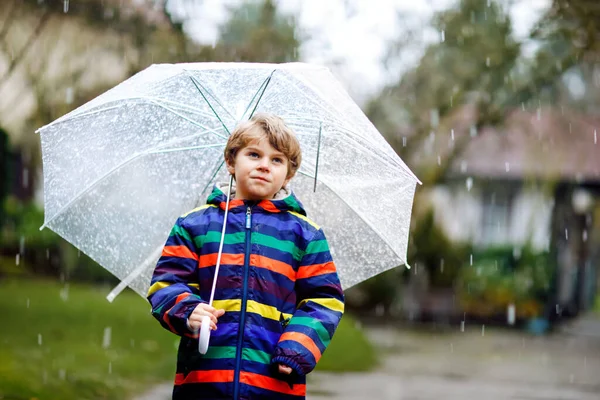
226,159 -> 235,176
283,175 -> 292,188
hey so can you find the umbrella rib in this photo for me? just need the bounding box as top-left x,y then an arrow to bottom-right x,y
182,71 -> 236,122
106,245 -> 164,302
188,76 -> 232,135
200,159 -> 226,196
246,70 -> 276,119
40,139 -> 225,230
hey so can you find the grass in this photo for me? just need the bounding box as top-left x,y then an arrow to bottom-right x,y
0,279 -> 377,399
594,296 -> 600,315
316,315 -> 378,372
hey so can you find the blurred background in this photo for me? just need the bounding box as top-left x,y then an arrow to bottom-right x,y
1,0 -> 599,399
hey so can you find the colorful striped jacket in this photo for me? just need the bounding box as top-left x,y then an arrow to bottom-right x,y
147,185 -> 345,400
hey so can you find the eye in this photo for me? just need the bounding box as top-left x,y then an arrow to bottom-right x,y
273,157 -> 285,164
248,152 -> 259,158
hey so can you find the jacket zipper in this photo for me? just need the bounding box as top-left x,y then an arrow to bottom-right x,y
233,206 -> 252,400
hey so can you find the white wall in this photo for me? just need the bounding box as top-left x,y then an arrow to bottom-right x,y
426,182 -> 553,251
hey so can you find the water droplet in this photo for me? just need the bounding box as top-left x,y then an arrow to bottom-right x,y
460,321 -> 465,332
437,155 -> 441,166
470,254 -> 473,266
63,0 -> 69,13
26,298 -> 30,308
466,177 -> 473,191
481,325 -> 485,336
102,327 -> 112,349
583,230 -> 588,242
38,334 -> 42,346
65,87 -> 74,104
440,259 -> 445,273
565,229 -> 569,240
108,361 -> 112,374
440,30 -> 445,42
507,304 -> 516,325
450,343 -> 454,352
59,369 -> 66,380
486,57 -> 490,67
451,129 -> 455,141
505,162 -> 510,172
15,254 -> 20,265
461,161 -> 468,173
537,108 -> 542,120
402,137 -> 407,147
594,129 -> 597,144
60,284 -> 69,302
470,125 -> 477,137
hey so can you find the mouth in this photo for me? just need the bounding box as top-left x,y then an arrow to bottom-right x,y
252,176 -> 270,183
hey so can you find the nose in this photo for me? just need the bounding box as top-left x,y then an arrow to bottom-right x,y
257,157 -> 270,171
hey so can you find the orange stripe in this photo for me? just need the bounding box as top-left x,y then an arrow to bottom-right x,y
240,371 -> 306,396
297,261 -> 336,280
219,199 -> 244,210
174,369 -> 234,385
174,293 -> 190,304
162,245 -> 198,260
279,331 -> 321,362
258,200 -> 281,213
162,312 -> 177,333
199,253 -> 245,268
250,254 -> 296,281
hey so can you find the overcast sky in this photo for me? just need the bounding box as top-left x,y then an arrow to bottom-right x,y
181,0 -> 550,103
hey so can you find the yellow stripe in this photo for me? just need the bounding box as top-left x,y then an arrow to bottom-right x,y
298,298 -> 344,313
188,283 -> 199,289
147,281 -> 171,296
247,300 -> 292,321
288,211 -> 319,230
182,204 -> 216,217
213,299 -> 241,312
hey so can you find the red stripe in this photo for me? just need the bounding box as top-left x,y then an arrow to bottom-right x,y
220,199 -> 244,210
297,261 -> 336,280
199,253 -> 245,268
250,254 -> 296,281
240,371 -> 306,396
279,331 -> 321,362
258,200 -> 281,213
162,245 -> 198,260
174,369 -> 234,385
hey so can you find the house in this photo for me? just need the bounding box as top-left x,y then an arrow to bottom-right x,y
418,106 -> 600,321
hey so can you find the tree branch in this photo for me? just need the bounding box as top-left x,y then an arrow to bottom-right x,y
0,9 -> 52,90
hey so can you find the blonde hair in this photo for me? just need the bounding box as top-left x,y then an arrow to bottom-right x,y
224,113 -> 302,178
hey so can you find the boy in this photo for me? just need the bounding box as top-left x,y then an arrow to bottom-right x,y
147,113 -> 345,400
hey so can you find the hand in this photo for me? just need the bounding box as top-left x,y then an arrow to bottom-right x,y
278,364 -> 293,375
187,303 -> 225,332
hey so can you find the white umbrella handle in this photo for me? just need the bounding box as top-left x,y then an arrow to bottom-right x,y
198,315 -> 211,354
199,175 -> 233,354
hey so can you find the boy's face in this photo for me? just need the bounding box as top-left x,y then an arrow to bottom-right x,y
226,138 -> 291,200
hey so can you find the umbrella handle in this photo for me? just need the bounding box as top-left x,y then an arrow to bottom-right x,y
198,315 -> 211,354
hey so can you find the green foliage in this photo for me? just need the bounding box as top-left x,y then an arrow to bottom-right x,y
346,268 -> 403,315
214,0 -> 301,63
316,314 -> 378,372
0,280 -> 377,400
408,208 -> 471,288
457,246 -> 553,319
0,279 -> 176,400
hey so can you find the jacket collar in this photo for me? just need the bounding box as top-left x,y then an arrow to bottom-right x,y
206,182 -> 306,215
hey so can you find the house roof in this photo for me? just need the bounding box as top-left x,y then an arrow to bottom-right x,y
411,105 -> 600,183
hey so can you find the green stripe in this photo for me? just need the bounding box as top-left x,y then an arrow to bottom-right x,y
242,348 -> 271,364
193,231 -> 245,248
197,346 -> 271,364
305,239 -> 329,255
252,233 -> 303,261
201,346 -> 236,359
170,225 -> 192,242
288,317 -> 331,347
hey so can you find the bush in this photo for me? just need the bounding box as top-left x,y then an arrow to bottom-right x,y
456,246 -> 553,319
408,208 -> 471,288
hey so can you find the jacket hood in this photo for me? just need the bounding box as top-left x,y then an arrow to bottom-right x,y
206,182 -> 307,215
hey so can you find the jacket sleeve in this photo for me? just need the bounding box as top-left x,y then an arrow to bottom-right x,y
147,216 -> 204,337
271,228 -> 345,376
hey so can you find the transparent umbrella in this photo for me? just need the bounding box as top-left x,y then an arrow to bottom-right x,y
37,62 -> 421,302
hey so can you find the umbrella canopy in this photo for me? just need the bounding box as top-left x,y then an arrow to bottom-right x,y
37,62 -> 420,300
